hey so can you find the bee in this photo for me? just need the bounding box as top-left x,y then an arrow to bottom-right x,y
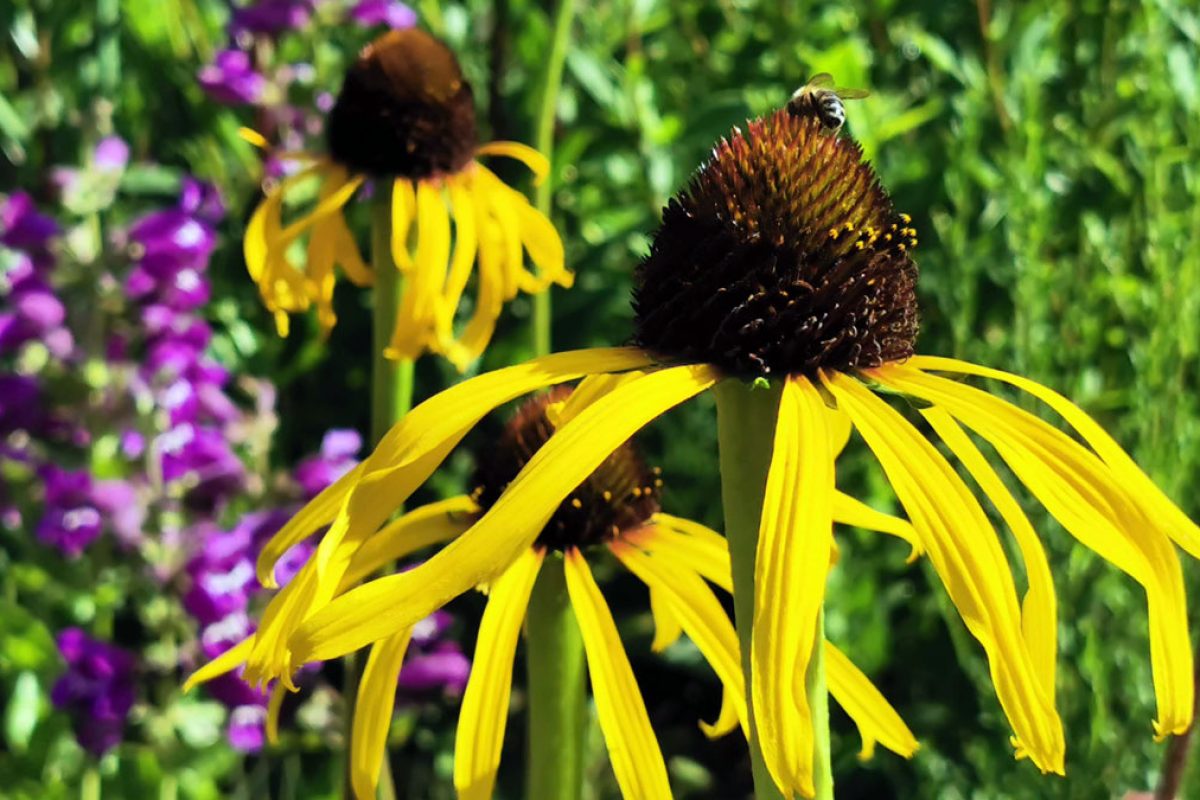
786,73 -> 870,133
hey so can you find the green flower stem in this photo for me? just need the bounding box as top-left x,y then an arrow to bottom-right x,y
81,766 -> 101,800
530,0 -> 576,358
525,557 -> 588,799
715,379 -> 833,800
371,185 -> 415,443
339,187 -> 415,799
524,2 -> 587,798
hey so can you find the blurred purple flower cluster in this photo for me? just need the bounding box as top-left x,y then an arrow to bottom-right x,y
201,0 -> 416,114
51,629 -> 137,757
5,43 -> 468,756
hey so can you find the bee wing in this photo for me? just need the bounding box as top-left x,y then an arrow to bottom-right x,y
835,87 -> 871,100
805,72 -> 836,90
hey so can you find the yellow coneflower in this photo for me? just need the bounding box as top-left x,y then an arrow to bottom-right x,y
220,104 -> 1197,798
188,386 -> 918,799
244,27 -> 572,369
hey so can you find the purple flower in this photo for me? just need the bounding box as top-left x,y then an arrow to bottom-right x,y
199,610 -> 255,661
230,0 -> 313,37
198,50 -> 267,106
294,428 -> 362,499
179,178 -> 225,224
36,467 -> 104,557
94,136 -> 130,172
0,254 -> 72,356
348,0 -> 417,29
227,703 -> 268,752
91,479 -> 146,547
51,629 -> 136,756
0,374 -> 46,436
157,423 -> 245,509
397,611 -> 469,696
0,192 -> 59,255
184,524 -> 257,624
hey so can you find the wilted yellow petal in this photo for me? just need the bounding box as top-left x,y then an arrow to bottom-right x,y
351,628 -> 413,800
290,364 -> 716,665
475,141 -> 550,182
908,356 -> 1200,560
826,643 -> 919,760
751,375 -> 834,799
613,539 -> 748,737
564,549 -> 672,800
920,406 -> 1057,704
877,365 -> 1191,738
454,548 -> 543,800
825,371 -> 1064,772
832,492 -> 923,563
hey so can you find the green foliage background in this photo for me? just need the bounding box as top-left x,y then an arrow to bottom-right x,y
3,0 -> 1199,797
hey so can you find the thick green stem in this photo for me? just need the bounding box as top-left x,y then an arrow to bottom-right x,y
523,3 -> 587,798
342,189 -> 415,799
370,186 -> 415,442
529,0 -> 576,358
715,379 -> 833,800
525,558 -> 588,799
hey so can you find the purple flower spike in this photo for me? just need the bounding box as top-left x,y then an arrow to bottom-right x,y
36,467 -> 105,557
51,629 -> 136,756
198,49 -> 267,106
230,0 -> 314,37
349,0 -> 417,29
0,192 -> 59,255
294,428 -> 362,499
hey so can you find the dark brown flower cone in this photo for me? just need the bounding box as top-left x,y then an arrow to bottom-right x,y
326,28 -> 477,179
633,110 -> 919,378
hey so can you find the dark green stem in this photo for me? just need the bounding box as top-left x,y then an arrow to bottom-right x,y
715,379 -> 833,800
525,557 -> 588,800
529,0 -> 576,357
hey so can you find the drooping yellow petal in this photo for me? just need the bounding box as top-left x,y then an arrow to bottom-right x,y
438,175 -> 480,334
564,549 -> 672,800
266,682 -> 287,745
647,584 -> 684,652
257,462 -> 366,587
515,201 -> 570,289
476,168 -> 524,301
832,492 -> 923,563
752,375 -> 835,798
629,520 -> 732,593
475,141 -> 550,182
183,636 -> 253,692
824,370 -> 1064,772
613,538 -> 748,737
290,364 -> 717,666
390,178 -> 416,271
826,643 -> 919,760
908,356 -> 1200,560
700,690 -> 742,740
876,365 -> 1191,738
339,496 -> 478,590
921,407 -> 1057,703
387,180 -> 451,361
332,212 -> 372,287
277,168 -> 364,246
446,184 -> 507,369
454,548 -> 543,800
351,627 -> 414,800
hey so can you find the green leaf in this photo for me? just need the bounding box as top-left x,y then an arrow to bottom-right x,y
4,671 -> 43,751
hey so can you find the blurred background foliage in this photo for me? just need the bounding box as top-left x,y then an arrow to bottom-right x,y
2,0 -> 1200,797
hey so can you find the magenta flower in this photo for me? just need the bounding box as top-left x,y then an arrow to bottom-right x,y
198,49 -> 267,106
229,0 -> 313,37
0,192 -> 59,257
348,0 -> 417,29
294,428 -> 362,499
36,467 -> 105,557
